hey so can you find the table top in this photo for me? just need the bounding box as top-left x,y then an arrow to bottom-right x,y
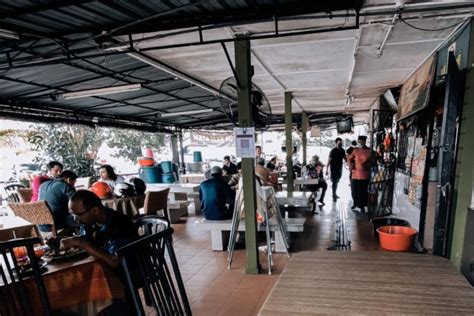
147,183 -> 200,193
259,251 -> 474,315
0,216 -> 38,241
293,177 -> 319,185
275,191 -> 313,198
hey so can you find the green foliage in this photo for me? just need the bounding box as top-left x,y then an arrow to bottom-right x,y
27,124 -> 104,177
105,128 -> 166,163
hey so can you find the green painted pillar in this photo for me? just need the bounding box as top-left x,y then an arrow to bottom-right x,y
449,22 -> 474,269
235,35 -> 260,274
178,130 -> 185,174
285,92 -> 294,194
302,112 -> 308,166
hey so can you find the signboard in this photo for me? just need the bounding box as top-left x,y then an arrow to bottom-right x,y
234,127 -> 255,158
398,56 -> 436,120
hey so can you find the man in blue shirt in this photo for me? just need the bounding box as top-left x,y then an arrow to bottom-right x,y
61,190 -> 138,268
38,170 -> 78,231
199,166 -> 235,220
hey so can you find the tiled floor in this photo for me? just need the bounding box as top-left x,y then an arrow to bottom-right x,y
166,173 -> 382,315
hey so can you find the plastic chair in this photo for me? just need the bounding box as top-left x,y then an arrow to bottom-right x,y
143,189 -> 170,219
17,188 -> 33,203
4,184 -> 26,203
134,215 -> 170,237
116,228 -> 191,316
8,201 -> 57,237
0,237 -> 52,316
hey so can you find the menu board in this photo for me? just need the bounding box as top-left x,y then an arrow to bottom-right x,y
398,56 -> 436,120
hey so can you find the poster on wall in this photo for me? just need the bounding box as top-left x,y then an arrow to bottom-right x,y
398,56 -> 436,120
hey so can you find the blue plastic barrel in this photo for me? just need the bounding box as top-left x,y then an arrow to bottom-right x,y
193,151 -> 203,162
161,173 -> 175,184
161,161 -> 173,174
139,166 -> 162,183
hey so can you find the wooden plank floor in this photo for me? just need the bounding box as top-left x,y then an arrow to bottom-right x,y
259,251 -> 474,315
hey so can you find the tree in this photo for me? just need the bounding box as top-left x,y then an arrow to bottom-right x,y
28,124 -> 104,176
105,128 -> 166,163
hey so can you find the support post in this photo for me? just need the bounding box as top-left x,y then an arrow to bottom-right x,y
302,112 -> 308,166
171,134 -> 179,165
235,35 -> 259,274
285,92 -> 294,194
450,22 -> 474,273
178,130 -> 185,174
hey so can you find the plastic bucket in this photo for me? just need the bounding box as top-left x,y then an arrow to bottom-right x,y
193,151 -> 203,162
377,226 -> 417,252
139,166 -> 162,183
371,217 -> 410,238
161,161 -> 173,174
161,173 -> 175,184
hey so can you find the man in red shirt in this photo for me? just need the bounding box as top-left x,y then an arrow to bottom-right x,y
347,136 -> 372,212
31,161 -> 63,202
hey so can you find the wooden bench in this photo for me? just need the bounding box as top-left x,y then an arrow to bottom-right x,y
193,217 -> 305,252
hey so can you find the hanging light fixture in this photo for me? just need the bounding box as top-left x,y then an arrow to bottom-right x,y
60,84 -> 142,100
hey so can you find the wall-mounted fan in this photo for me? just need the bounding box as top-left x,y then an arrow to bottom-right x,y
219,77 -> 272,130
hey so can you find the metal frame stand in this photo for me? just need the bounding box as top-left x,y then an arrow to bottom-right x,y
227,184 -> 290,274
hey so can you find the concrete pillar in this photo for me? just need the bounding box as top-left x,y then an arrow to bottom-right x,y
285,92 -> 294,194
302,112 -> 308,166
171,134 -> 179,165
235,35 -> 259,274
450,22 -> 474,272
178,130 -> 185,174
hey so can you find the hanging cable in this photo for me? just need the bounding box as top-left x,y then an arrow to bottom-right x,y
399,15 -> 466,32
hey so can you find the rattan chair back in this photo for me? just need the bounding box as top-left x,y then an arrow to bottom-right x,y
8,201 -> 57,236
143,189 -> 170,218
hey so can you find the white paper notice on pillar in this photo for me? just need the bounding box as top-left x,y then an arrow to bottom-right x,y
234,127 -> 255,158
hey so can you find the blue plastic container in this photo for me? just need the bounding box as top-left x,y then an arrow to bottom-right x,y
139,166 -> 162,183
161,173 -> 175,184
161,161 -> 173,174
193,151 -> 203,162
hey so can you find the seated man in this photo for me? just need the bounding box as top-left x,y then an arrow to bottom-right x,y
38,170 -> 78,232
61,190 -> 138,269
305,155 -> 328,206
255,158 -> 277,186
199,166 -> 235,220
222,155 -> 238,175
31,161 -> 63,202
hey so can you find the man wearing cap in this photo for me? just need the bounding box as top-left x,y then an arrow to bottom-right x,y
305,155 -> 327,206
199,166 -> 235,220
347,136 -> 372,212
326,138 -> 346,202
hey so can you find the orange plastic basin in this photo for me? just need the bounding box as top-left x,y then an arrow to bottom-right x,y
138,157 -> 155,167
377,225 -> 417,252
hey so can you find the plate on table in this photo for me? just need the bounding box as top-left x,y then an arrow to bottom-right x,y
14,259 -> 48,276
42,247 -> 87,262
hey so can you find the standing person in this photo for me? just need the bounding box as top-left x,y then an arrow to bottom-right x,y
305,155 -> 328,206
255,145 -> 262,160
99,164 -> 124,190
38,170 -> 78,232
326,138 -> 346,202
199,166 -> 235,220
31,161 -> 63,202
222,155 -> 238,175
347,136 -> 372,212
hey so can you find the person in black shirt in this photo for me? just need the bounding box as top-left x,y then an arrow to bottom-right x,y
60,190 -> 138,269
326,138 -> 347,202
222,155 -> 238,175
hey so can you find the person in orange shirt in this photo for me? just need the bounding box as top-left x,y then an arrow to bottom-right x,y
347,135 -> 372,212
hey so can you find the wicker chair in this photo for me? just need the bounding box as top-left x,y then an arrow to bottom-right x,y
143,189 -> 170,219
17,188 -> 33,203
8,201 -> 57,237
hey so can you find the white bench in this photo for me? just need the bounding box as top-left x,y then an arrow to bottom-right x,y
193,217 -> 305,252
167,200 -> 189,223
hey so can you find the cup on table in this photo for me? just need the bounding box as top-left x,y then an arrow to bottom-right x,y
13,246 -> 29,265
34,245 -> 45,258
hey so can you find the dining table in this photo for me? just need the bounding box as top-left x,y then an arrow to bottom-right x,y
0,253 -> 125,315
0,215 -> 39,242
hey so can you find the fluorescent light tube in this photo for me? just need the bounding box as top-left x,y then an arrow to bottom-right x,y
160,109 -> 213,118
62,84 -> 142,99
0,29 -> 19,40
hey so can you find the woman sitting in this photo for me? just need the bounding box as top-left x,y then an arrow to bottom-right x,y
98,164 -> 124,190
